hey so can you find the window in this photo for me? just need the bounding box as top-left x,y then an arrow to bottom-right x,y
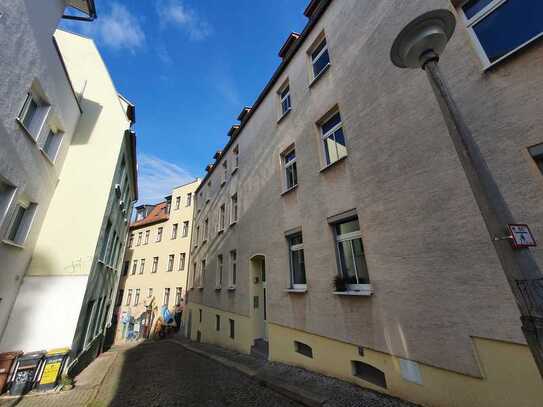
279,82 -> 292,116
216,315 -> 221,331
282,146 -> 298,191
179,253 -> 186,271
222,161 -> 228,184
168,254 -> 175,272
148,288 -> 153,298
186,193 -> 192,207
17,90 -> 48,138
219,204 -> 226,232
131,260 -> 138,275
163,288 -> 170,306
152,257 -> 159,273
216,254 -> 223,288
230,194 -> 238,224
116,289 -> 124,306
529,144 -> 543,174
229,319 -> 235,339
144,230 -> 150,245
191,262 -> 197,288
461,0 -> 543,68
134,289 -> 140,306
199,309 -> 203,322
233,145 -> 239,171
352,361 -> 387,389
126,289 -> 132,306
203,218 -> 209,242
139,259 -> 145,275
122,261 -> 129,276
229,250 -> 237,288
137,232 -> 142,246
42,129 -> 62,162
287,232 -> 306,289
129,233 -> 134,248
195,225 -> 200,247
200,259 -> 206,287
156,227 -> 163,242
320,111 -> 347,167
175,196 -> 181,210
334,217 -> 370,290
294,341 -> 313,358
0,177 -> 16,228
5,201 -> 37,246
172,223 -> 178,239
175,287 -> 183,306
182,221 -> 189,237
310,36 -> 330,79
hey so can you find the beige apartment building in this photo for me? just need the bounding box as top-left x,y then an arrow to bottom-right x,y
114,180 -> 199,342
185,1 -> 543,406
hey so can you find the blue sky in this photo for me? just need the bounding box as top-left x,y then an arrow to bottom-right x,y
62,0 -> 309,203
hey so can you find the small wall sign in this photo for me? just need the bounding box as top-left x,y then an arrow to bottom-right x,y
507,224 -> 537,249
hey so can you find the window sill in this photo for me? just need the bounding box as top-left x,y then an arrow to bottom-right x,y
215,286 -> 222,291
1,239 -> 25,249
221,180 -> 226,187
230,221 -> 238,227
218,229 -> 224,235
277,108 -> 291,124
280,184 -> 298,196
319,155 -> 348,173
285,288 -> 307,294
309,63 -> 331,88
198,286 -> 204,290
231,167 -> 239,175
15,118 -> 38,144
333,286 -> 373,297
227,286 -> 236,291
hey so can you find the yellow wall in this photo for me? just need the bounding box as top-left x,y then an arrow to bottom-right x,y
268,323 -> 543,407
185,302 -> 253,354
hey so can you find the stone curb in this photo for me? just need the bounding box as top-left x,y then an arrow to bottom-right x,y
168,339 -> 327,407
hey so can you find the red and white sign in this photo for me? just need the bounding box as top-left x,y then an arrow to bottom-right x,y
507,224 -> 537,249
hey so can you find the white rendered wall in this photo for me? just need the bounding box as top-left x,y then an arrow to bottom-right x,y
0,275 -> 88,352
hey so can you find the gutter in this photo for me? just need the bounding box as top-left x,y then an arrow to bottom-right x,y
62,0 -> 97,21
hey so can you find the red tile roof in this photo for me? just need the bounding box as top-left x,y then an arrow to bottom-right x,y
130,202 -> 169,229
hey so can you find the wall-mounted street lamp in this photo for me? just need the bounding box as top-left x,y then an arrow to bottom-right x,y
391,9 -> 543,378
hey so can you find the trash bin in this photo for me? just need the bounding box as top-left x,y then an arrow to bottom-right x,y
36,348 -> 70,392
0,351 -> 22,394
9,351 -> 45,396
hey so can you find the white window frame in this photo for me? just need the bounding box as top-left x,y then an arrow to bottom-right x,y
230,194 -> 238,224
167,254 -> 175,272
281,146 -> 298,192
175,287 -> 183,306
137,232 -> 142,246
152,257 -> 159,273
278,81 -> 292,117
233,146 -> 239,172
222,161 -> 228,184
182,221 -> 189,237
175,196 -> 181,210
139,258 -> 145,274
287,232 -> 306,290
203,218 -> 209,242
320,111 -> 347,167
0,177 -> 16,233
129,233 -> 134,248
144,230 -> 150,245
3,200 -> 37,247
156,227 -> 163,242
148,288 -> 153,298
309,35 -> 331,80
219,204 -> 226,233
134,289 -> 140,306
460,0 -> 543,69
126,289 -> 132,306
163,288 -> 170,307
179,252 -> 186,271
186,193 -> 192,207
17,89 -> 50,141
334,218 -> 370,292
229,250 -> 237,288
216,254 -> 223,289
172,223 -> 178,239
41,127 -> 63,163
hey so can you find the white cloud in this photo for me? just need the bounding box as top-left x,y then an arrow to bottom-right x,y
64,3 -> 145,53
156,0 -> 212,41
137,153 -> 194,204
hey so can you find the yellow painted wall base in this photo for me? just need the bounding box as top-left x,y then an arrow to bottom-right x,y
268,323 -> 543,407
184,302 -> 253,354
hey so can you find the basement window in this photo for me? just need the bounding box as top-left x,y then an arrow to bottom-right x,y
294,341 -> 313,358
352,361 -> 387,389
